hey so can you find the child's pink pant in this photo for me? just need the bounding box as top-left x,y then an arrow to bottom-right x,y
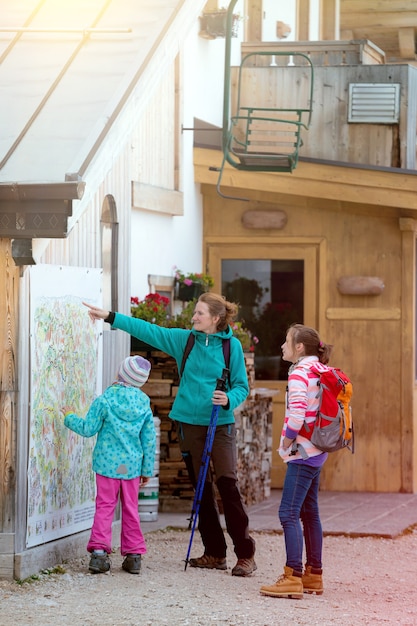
87,474 -> 146,556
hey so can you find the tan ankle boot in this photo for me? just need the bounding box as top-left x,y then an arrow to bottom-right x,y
302,565 -> 323,595
259,566 -> 303,599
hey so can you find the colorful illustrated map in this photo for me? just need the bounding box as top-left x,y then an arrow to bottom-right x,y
27,266 -> 102,548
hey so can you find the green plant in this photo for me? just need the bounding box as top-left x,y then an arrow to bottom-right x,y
174,267 -> 214,290
16,565 -> 66,585
231,321 -> 259,352
130,293 -> 172,326
224,276 -> 264,307
170,299 -> 196,329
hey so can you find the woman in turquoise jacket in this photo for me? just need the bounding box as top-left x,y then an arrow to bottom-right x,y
84,292 -> 256,577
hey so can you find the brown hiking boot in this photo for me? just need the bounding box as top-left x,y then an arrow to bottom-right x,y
232,557 -> 257,577
259,566 -> 303,599
302,565 -> 323,595
188,554 -> 227,570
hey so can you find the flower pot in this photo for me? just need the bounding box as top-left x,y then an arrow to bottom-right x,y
199,12 -> 240,39
177,282 -> 204,302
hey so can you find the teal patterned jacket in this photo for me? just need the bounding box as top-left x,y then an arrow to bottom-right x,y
64,383 -> 156,479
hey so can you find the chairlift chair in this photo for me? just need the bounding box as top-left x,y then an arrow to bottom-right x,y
216,0 -> 314,199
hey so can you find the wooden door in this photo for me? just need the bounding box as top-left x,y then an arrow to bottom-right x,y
207,240 -> 320,486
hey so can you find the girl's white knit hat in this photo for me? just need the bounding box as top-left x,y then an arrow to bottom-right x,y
117,356 -> 151,388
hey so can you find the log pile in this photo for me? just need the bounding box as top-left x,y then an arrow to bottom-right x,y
234,389 -> 273,506
133,348 -> 272,511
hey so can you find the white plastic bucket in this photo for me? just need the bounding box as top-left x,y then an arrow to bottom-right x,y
139,476 -> 159,521
139,417 -> 160,521
154,416 -> 161,477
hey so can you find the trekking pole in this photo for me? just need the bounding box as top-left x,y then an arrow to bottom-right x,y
184,368 -> 229,571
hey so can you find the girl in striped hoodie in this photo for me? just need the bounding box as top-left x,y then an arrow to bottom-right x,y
260,324 -> 333,599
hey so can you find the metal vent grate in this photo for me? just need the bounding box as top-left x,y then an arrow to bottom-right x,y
348,83 -> 400,123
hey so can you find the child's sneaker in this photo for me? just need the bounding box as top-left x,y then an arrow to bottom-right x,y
122,553 -> 142,574
89,551 -> 111,574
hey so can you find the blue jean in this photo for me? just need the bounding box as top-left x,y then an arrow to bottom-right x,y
279,462 -> 323,573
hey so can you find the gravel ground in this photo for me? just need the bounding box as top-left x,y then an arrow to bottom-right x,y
1,527 -> 416,626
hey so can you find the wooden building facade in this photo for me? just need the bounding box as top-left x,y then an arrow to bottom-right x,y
195,36 -> 417,493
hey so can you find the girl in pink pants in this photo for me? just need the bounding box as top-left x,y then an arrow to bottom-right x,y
64,355 -> 156,574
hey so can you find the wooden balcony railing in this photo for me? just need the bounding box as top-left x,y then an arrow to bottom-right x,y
240,40 -> 385,67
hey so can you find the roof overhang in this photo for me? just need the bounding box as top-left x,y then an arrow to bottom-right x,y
0,180 -> 85,240
194,147 -> 417,213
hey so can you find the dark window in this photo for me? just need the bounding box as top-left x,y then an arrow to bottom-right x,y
222,259 -> 303,380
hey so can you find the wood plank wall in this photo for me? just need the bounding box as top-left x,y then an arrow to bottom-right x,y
0,240 -> 18,528
0,240 -> 19,576
201,183 -> 412,492
37,143 -> 133,389
131,63 -> 178,191
340,0 -> 417,62
231,62 -> 415,169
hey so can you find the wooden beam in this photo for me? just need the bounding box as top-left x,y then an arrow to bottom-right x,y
398,27 -> 416,59
203,0 -> 218,10
194,147 -> 417,211
400,225 -> 415,491
319,0 -> 339,40
326,307 -> 401,320
246,0 -> 262,42
0,240 -> 19,536
131,182 -> 183,216
296,0 -> 310,40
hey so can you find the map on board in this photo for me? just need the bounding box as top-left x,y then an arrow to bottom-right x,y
27,265 -> 103,548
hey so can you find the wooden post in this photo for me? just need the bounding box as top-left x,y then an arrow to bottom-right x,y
0,239 -> 19,578
246,0 -> 262,43
319,0 -> 339,41
203,0 -> 218,11
399,219 -> 417,492
297,0 -> 310,41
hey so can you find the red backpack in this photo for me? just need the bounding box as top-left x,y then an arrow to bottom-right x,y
300,365 -> 354,453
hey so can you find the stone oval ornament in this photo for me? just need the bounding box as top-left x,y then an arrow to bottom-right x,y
337,276 -> 385,296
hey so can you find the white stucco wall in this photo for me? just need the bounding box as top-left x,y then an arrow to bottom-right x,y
130,0 -> 321,300
263,0 -> 320,41
130,4 -> 243,300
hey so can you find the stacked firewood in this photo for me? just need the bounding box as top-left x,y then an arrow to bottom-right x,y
234,390 -> 273,506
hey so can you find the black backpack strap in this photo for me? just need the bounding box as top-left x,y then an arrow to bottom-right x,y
179,332 -> 196,378
179,334 -> 231,378
222,337 -> 231,370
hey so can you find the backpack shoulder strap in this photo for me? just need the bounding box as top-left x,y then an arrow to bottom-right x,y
179,332 -> 195,378
222,337 -> 231,370
179,334 -> 231,378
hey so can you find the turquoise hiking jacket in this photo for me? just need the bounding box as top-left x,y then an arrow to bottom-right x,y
64,384 -> 156,479
112,313 -> 249,426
